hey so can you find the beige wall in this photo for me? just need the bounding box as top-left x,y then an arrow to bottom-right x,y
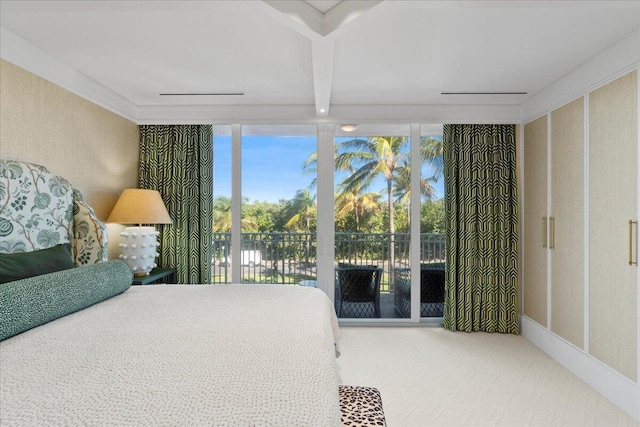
0,59 -> 139,257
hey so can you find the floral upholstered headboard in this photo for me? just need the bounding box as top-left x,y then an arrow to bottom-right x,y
0,160 -> 107,266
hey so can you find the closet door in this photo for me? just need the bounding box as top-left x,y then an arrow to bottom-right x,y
524,116 -> 548,327
589,71 -> 637,381
550,98 -> 584,349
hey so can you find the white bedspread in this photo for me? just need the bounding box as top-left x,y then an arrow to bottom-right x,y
0,285 -> 341,426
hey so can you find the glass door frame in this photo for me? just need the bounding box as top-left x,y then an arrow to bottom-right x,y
225,123 -> 441,324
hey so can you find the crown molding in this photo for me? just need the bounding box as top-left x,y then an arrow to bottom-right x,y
0,27 -> 139,122
522,28 -> 640,124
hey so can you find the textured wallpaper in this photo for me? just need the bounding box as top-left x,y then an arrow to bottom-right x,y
0,59 -> 139,258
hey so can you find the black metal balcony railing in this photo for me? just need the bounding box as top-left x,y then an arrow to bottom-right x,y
212,232 -> 446,291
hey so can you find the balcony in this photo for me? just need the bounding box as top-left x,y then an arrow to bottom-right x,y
212,232 -> 445,319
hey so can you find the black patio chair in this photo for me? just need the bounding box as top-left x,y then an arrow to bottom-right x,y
420,266 -> 445,317
335,266 -> 382,318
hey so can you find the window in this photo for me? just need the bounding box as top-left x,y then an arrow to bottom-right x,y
212,125 -> 232,284
212,123 -> 444,323
240,125 -> 317,284
419,124 -> 445,318
334,124 -> 412,319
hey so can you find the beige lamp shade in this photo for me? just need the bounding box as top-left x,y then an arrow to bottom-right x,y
107,189 -> 172,225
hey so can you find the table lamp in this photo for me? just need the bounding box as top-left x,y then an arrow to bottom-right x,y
107,189 -> 172,276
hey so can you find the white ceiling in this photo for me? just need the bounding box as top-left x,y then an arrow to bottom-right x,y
1,0 -> 639,123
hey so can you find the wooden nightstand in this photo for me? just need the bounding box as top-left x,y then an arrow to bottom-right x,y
132,268 -> 177,285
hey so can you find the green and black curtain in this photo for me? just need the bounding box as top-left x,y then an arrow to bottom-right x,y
139,125 -> 213,284
443,124 -> 519,333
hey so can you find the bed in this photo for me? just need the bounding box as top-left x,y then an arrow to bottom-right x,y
0,159 -> 343,425
0,284 -> 342,426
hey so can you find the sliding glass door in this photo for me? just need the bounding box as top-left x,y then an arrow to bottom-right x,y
212,123 -> 445,323
334,124 -> 412,319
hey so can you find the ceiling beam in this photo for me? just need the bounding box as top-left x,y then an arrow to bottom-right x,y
261,0 -> 382,116
311,38 -> 335,116
263,0 -> 381,37
261,1 -> 324,38
323,0 -> 382,37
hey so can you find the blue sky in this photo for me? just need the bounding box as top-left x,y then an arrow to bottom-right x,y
214,135 -> 444,203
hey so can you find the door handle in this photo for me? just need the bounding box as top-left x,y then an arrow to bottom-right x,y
549,217 -> 555,249
542,217 -> 547,248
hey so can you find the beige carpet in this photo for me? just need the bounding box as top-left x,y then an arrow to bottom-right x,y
336,327 -> 638,427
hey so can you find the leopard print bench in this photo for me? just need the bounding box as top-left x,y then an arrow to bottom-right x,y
339,385 -> 386,426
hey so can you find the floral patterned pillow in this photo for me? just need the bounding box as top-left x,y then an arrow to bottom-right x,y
72,190 -> 108,265
0,161 -> 74,254
0,160 -> 108,267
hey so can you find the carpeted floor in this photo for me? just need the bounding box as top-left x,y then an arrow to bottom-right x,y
336,327 -> 638,427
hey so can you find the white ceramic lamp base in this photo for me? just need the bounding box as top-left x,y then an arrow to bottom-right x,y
118,226 -> 160,276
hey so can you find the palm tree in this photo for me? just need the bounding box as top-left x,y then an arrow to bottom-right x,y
302,150 -> 319,189
284,189 -> 316,264
420,136 -> 444,180
213,196 -> 258,232
393,158 -> 437,228
284,189 -> 316,231
303,135 -> 444,275
335,183 -> 381,232
301,145 -> 338,190
336,136 -> 409,273
213,197 -> 232,232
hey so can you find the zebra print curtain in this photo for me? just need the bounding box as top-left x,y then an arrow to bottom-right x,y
442,124 -> 519,333
139,125 -> 213,284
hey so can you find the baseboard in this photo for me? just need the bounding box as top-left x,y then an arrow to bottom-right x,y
521,315 -> 639,421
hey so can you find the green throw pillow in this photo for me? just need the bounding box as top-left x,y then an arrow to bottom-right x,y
0,244 -> 74,284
